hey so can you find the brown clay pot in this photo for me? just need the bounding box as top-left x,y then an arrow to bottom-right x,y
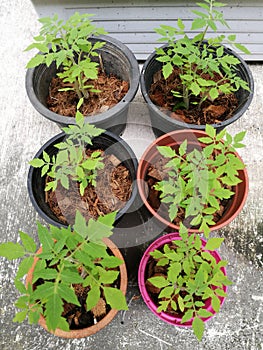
137,129 -> 249,233
26,238 -> 128,338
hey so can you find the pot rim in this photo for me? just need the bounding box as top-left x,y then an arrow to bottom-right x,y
138,232 -> 227,327
137,129 -> 249,232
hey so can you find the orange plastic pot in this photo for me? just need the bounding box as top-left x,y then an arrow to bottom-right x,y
137,129 -> 249,233
26,238 -> 128,338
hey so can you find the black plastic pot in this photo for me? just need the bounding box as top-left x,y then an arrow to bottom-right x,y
27,131 -> 139,228
140,43 -> 254,137
25,35 -> 140,135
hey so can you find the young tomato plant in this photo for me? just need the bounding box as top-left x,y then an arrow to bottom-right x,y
155,0 -> 250,110
0,210 -> 128,332
154,125 -> 246,237
25,12 -> 107,100
147,224 -> 232,341
29,102 -> 105,196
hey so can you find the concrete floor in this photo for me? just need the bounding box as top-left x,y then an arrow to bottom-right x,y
0,1 -> 262,349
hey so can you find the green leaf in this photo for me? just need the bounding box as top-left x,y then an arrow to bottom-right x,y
205,125 -> 216,139
190,81 -> 201,96
157,146 -> 176,158
198,137 -> 213,144
15,295 -> 29,309
13,310 -> 28,323
103,287 -> 128,310
159,286 -> 174,299
37,222 -> 54,253
60,269 -> 83,284
29,158 -> 45,168
178,295 -> 185,312
162,62 -> 173,79
57,284 -> 81,306
0,242 -> 25,260
99,269 -> 119,284
211,295 -> 221,313
73,210 -> 88,238
205,237 -> 224,251
234,131 -> 246,143
16,257 -> 34,279
19,231 -> 36,253
100,256 -> 124,269
197,308 -> 213,318
33,268 -> 58,280
86,285 -> 101,311
215,288 -> 227,297
181,309 -> 194,323
28,310 -> 41,325
148,276 -> 170,288
26,54 -> 45,68
179,140 -> 187,156
45,293 -> 64,331
42,151 -> 50,163
192,316 -> 205,341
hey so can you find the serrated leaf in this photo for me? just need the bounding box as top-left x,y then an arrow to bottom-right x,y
28,310 -> 41,325
181,309 -> 194,324
34,268 -> 58,280
29,158 -> 45,168
14,279 -> 27,294
26,54 -> 45,68
103,287 -> 128,310
58,283 -> 80,306
162,62 -> 173,79
197,308 -> 213,318
198,137 -> 213,144
178,295 -> 185,312
157,300 -> 170,313
15,295 -> 29,309
100,256 -> 124,269
45,293 -> 63,331
13,310 -> 28,323
37,222 -> 54,253
148,276 -> 169,289
73,210 -> 88,238
211,295 -> 221,313
60,269 -> 83,284
159,286 -> 174,299
86,285 -> 101,311
234,131 -> 246,143
16,257 -> 34,279
99,269 -> 119,284
157,146 -> 176,158
0,242 -> 25,260
19,231 -> 36,253
205,237 -> 224,251
192,316 -> 205,341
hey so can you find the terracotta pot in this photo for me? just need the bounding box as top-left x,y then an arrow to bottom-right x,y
137,129 -> 249,233
26,238 -> 128,338
138,232 -> 227,327
140,43 -> 254,138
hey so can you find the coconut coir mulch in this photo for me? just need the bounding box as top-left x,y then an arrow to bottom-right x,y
149,67 -> 239,125
47,71 -> 129,117
46,151 -> 132,225
146,157 -> 231,229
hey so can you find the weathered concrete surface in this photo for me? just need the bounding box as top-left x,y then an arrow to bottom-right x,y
0,1 -> 262,349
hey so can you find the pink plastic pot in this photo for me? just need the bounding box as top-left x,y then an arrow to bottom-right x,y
138,232 -> 227,327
